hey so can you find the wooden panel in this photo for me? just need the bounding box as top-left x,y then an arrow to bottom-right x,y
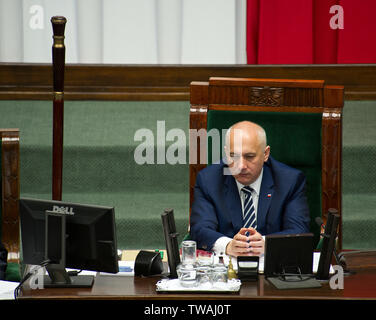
0,63 -> 375,100
324,85 -> 345,108
208,85 -> 324,107
190,81 -> 209,105
209,77 -> 325,88
208,105 -> 324,113
209,86 -> 249,105
1,129 -> 20,262
340,250 -> 376,270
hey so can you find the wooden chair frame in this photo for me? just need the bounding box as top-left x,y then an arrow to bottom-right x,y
1,129 -> 20,262
189,77 -> 344,249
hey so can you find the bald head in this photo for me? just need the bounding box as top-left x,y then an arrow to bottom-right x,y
225,121 -> 267,150
224,121 -> 270,185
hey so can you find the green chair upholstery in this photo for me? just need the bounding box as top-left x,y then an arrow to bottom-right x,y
5,262 -> 21,282
189,77 -> 344,249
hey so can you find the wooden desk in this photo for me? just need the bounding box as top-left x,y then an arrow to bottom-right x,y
19,251 -> 376,301
18,269 -> 376,301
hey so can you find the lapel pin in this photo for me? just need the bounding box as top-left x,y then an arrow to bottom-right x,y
267,193 -> 272,198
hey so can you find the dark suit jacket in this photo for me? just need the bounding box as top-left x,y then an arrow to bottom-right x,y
190,157 -> 310,250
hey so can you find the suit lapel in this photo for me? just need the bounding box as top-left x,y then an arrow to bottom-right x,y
257,164 -> 274,232
223,174 -> 243,232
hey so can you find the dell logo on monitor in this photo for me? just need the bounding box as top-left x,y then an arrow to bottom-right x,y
52,205 -> 75,215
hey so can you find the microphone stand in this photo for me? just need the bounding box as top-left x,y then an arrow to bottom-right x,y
316,216 -> 355,276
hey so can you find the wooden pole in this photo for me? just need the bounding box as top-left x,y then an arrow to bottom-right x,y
51,16 -> 66,201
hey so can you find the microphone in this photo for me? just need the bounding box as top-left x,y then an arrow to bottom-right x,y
315,216 -> 324,228
315,213 -> 352,276
316,216 -> 335,240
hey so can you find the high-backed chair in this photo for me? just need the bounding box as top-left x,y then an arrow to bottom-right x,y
0,129 -> 20,281
189,77 -> 344,249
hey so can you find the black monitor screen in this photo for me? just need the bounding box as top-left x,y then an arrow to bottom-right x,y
264,233 -> 314,278
20,197 -> 118,274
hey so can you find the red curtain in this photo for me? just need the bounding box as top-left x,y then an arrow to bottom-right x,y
246,0 -> 376,64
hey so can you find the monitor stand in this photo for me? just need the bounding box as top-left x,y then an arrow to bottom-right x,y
43,210 -> 94,288
43,264 -> 94,288
267,266 -> 321,290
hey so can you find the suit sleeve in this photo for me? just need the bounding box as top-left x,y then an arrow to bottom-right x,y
189,172 -> 227,251
277,172 -> 311,235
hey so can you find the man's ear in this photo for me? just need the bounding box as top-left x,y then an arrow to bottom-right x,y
223,145 -> 232,165
264,145 -> 271,162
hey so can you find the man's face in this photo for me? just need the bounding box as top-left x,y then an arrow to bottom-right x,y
225,128 -> 270,185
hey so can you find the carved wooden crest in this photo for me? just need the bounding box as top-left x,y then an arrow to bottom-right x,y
249,86 -> 284,106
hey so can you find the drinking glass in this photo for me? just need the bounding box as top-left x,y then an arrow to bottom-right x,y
181,240 -> 197,265
197,250 -> 214,266
211,265 -> 228,287
176,263 -> 197,287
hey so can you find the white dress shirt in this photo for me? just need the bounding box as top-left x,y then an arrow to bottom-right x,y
212,168 -> 264,255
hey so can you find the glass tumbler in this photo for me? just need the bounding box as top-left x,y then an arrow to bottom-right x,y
197,250 -> 214,267
211,265 -> 228,287
181,240 -> 197,265
176,263 -> 197,287
196,265 -> 212,287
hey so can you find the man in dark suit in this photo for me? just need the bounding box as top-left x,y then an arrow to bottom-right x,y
190,121 -> 310,257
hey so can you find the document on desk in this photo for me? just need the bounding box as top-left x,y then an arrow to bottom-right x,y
100,261 -> 135,276
0,280 -> 19,300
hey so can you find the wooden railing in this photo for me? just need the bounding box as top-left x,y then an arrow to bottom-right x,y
0,63 -> 375,101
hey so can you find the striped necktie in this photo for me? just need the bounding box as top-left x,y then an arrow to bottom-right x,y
242,186 -> 257,229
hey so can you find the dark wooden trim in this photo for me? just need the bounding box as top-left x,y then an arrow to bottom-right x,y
52,99 -> 64,201
341,250 -> 376,270
189,105 -> 208,214
1,129 -> 20,262
0,63 -> 375,101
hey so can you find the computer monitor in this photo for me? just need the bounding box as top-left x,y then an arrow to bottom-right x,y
264,233 -> 314,278
19,197 -> 119,288
161,208 -> 180,278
